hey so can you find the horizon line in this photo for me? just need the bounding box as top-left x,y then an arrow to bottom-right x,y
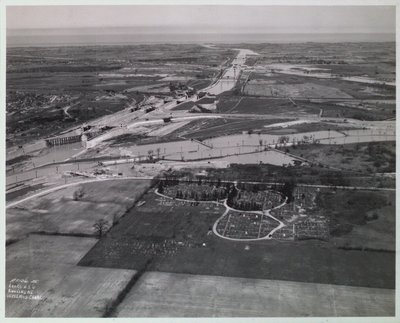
7,28 -> 396,35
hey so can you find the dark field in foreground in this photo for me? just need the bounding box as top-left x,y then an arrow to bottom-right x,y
80,190 -> 395,289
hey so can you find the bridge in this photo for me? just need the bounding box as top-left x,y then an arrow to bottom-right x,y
45,134 -> 82,146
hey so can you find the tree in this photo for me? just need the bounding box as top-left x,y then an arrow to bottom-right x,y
147,150 -> 154,161
216,178 -> 221,187
158,181 -> 164,193
93,219 -> 109,238
73,188 -> 84,201
281,180 -> 296,203
278,136 -> 290,145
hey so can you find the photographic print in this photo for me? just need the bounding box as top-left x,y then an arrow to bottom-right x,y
3,2 -> 396,319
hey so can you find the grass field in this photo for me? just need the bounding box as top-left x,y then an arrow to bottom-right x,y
316,189 -> 395,249
6,179 -> 151,243
6,234 -> 136,317
217,97 -> 320,116
170,101 -> 196,111
282,141 -> 396,173
332,203 -> 395,251
115,272 -> 394,317
303,101 -> 394,121
243,80 -> 352,99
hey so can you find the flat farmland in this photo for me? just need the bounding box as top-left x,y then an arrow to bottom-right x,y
115,272 -> 394,317
6,179 -> 151,243
304,100 -> 394,121
80,189 -> 395,289
153,237 -> 394,289
217,97 -> 320,116
6,71 -> 159,92
6,234 -> 136,317
314,62 -> 395,81
243,80 -> 352,99
249,70 -> 394,101
168,117 -> 292,140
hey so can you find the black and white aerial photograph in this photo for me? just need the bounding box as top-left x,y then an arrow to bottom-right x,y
2,1 -> 397,320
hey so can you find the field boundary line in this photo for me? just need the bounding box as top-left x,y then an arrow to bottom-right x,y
7,176 -> 154,209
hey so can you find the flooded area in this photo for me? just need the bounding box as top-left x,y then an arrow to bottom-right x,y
8,125 -> 395,184
30,142 -> 84,167
6,160 -> 94,186
7,142 -> 84,170
209,150 -> 297,166
122,128 -> 395,162
267,63 -> 395,86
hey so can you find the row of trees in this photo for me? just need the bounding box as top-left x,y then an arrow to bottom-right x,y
229,190 -> 283,211
175,186 -> 225,201
280,180 -> 296,203
159,181 -> 232,201
158,178 -> 296,207
236,182 -> 271,193
160,177 -> 225,189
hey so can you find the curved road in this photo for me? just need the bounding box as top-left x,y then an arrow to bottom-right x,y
154,187 -> 288,242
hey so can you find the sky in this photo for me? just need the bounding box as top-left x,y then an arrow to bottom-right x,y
6,5 -> 396,34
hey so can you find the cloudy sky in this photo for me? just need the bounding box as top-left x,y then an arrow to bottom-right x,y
7,5 -> 395,34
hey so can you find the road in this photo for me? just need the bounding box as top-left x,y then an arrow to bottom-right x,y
212,197 -> 288,242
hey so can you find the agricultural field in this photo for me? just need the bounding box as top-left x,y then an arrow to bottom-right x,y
6,179 -> 151,244
216,96 -> 320,116
242,42 -> 395,82
303,100 -> 395,121
114,272 -> 394,317
243,80 -> 352,99
6,234 -> 136,317
167,117 -> 293,140
243,72 -> 394,101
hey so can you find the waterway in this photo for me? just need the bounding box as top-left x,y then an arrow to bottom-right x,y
205,49 -> 259,95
